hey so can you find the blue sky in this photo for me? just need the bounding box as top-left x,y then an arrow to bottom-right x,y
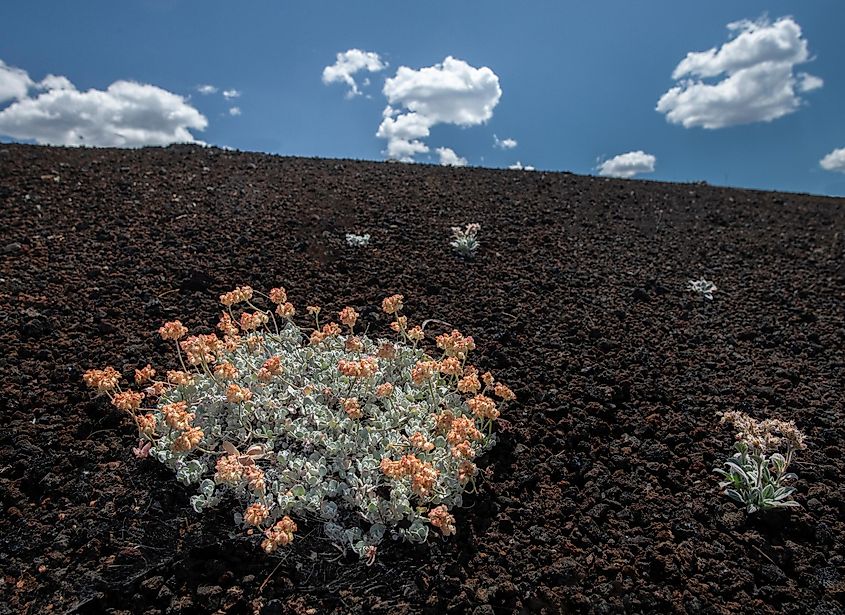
1,1 -> 844,196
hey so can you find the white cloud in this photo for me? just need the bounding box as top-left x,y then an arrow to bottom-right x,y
0,60 -> 34,103
797,72 -> 823,92
494,134 -> 517,149
820,148 -> 845,174
0,65 -> 207,147
197,84 -> 218,95
436,147 -> 467,167
222,89 -> 240,99
228,106 -> 241,116
509,161 -> 534,171
323,49 -> 387,98
656,17 -> 822,129
38,74 -> 74,91
377,56 -> 501,161
597,150 -> 656,178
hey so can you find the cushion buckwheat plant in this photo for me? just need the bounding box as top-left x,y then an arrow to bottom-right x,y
84,288 -> 514,561
714,410 -> 807,513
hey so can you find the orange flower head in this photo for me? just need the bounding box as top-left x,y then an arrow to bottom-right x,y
112,390 -> 144,412
244,503 -> 269,527
339,306 -> 359,329
269,287 -> 287,304
381,294 -> 404,315
159,320 -> 189,341
427,505 -> 456,536
134,364 -> 156,385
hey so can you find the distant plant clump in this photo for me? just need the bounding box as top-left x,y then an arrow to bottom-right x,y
450,223 -> 481,258
83,288 -> 514,561
715,411 -> 806,513
345,233 -> 371,247
687,277 -> 717,300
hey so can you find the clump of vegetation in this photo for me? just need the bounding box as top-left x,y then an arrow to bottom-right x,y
715,410 -> 806,513
84,288 -> 514,561
450,223 -> 481,258
687,277 -> 717,300
345,232 -> 371,247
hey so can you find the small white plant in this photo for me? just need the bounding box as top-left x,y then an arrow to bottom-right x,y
687,277 -> 717,300
345,233 -> 371,247
450,223 -> 481,258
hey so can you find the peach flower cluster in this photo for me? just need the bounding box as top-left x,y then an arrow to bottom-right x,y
436,330 -> 476,359
180,334 -> 223,365
159,320 -> 189,341
163,401 -> 194,430
341,397 -> 362,419
226,383 -> 253,403
268,287 -> 287,304
427,505 -> 456,536
409,431 -> 435,452
339,306 -> 359,330
337,357 -> 379,379
467,394 -> 499,420
214,361 -> 239,380
244,503 -> 269,527
83,366 -> 121,392
166,370 -> 194,386
239,311 -> 269,331
380,454 -> 439,497
381,294 -> 404,314
134,364 -> 156,385
261,516 -> 297,553
411,360 -> 438,384
220,286 -> 254,307
112,390 -> 144,412
257,356 -> 284,382
309,322 -> 342,345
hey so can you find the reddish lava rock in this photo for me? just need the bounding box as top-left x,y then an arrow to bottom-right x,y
1,143 -> 844,614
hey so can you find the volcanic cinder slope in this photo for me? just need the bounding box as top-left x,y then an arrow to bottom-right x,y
1,143 -> 844,614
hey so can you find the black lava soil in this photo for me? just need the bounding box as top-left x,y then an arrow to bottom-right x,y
1,144 -> 844,614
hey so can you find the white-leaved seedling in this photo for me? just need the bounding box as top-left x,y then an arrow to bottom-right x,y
687,277 -> 717,300
84,288 -> 514,561
714,411 -> 806,513
345,233 -> 371,247
450,223 -> 480,258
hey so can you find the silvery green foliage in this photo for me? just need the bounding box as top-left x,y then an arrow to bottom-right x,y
148,322 -> 496,559
345,233 -> 371,247
714,442 -> 800,513
687,277 -> 717,300
450,223 -> 480,258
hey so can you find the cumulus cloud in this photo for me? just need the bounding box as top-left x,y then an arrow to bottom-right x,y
222,89 -> 240,99
436,147 -> 467,167
377,56 -> 501,161
656,16 -> 822,129
509,161 -> 534,171
820,148 -> 845,174
228,106 -> 241,116
597,151 -> 656,178
323,49 -> 387,98
0,62 -> 207,147
0,60 -> 34,103
196,84 -> 218,95
494,134 -> 517,149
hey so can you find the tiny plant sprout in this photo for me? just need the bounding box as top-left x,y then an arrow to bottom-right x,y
345,232 -> 371,247
687,277 -> 717,300
83,288 -> 515,561
450,223 -> 480,258
714,411 -> 806,514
